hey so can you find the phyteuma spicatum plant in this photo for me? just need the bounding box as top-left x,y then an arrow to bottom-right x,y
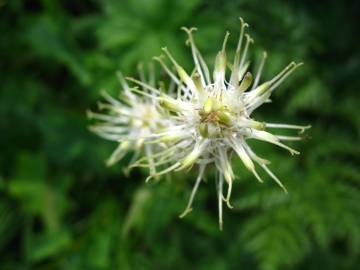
129,18 -> 310,230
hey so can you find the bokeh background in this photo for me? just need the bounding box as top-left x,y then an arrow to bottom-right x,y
1,0 -> 360,269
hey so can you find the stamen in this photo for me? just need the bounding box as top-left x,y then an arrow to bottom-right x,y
250,130 -> 300,155
145,144 -> 156,175
177,140 -> 209,171
246,90 -> 272,114
137,62 -> 146,90
276,135 -> 303,141
148,132 -> 187,144
222,31 -> 230,52
265,123 -> 311,133
213,32 -> 229,86
131,141 -> 187,167
123,151 -> 141,175
145,162 -> 181,182
106,141 -> 131,166
236,17 -> 249,53
239,34 -> 253,69
225,179 -> 233,209
229,137 -> 263,183
87,110 -> 130,123
196,48 -> 211,84
116,71 -> 132,96
179,165 -> 206,218
148,62 -> 155,87
101,90 -> 122,106
131,154 -> 179,168
217,173 -> 224,231
243,143 -> 271,165
97,101 -> 116,111
153,55 -> 181,85
261,164 -> 288,193
162,47 -> 197,93
126,77 -> 161,95
218,147 -> 234,208
90,125 -> 127,133
162,47 -> 181,68
270,62 -> 296,84
252,51 -> 267,90
168,78 -> 176,95
270,63 -> 303,91
238,61 -> 250,81
237,117 -> 265,130
128,87 -> 158,100
230,17 -> 249,86
91,132 -> 126,141
181,27 -> 206,86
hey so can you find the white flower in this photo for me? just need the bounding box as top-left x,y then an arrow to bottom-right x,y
88,65 -> 165,175
130,18 -> 310,229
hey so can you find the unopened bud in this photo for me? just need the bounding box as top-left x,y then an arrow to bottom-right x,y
160,133 -> 184,142
252,81 -> 271,97
203,98 -> 214,114
238,72 -> 253,92
199,123 -> 209,138
251,121 -> 266,130
178,141 -> 208,170
215,51 -> 226,72
158,95 -> 181,112
176,66 -> 197,92
238,61 -> 250,80
135,138 -> 144,148
181,149 -> 200,169
192,72 -> 205,97
218,111 -> 232,126
214,51 -> 227,82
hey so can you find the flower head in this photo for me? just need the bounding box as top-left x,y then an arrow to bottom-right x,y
131,18 -> 310,229
88,65 -> 165,175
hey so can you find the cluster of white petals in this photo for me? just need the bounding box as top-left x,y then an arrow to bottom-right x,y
88,66 -> 166,175
89,18 -> 310,230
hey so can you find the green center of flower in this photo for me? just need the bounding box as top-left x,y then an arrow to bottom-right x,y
198,98 -> 233,138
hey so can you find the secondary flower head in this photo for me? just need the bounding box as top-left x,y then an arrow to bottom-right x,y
132,18 -> 310,229
88,65 -> 165,174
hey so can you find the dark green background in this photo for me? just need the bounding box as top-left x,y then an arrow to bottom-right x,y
1,0 -> 359,269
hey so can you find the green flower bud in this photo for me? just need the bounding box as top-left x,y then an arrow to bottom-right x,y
251,81 -> 271,97
158,95 -> 182,112
203,98 -> 214,114
199,123 -> 209,138
218,111 -> 232,126
238,72 -> 253,92
192,72 -> 205,97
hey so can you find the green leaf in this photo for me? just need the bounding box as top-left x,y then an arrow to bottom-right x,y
29,229 -> 71,262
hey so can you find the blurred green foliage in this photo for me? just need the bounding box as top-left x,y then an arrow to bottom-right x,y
1,0 -> 360,269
